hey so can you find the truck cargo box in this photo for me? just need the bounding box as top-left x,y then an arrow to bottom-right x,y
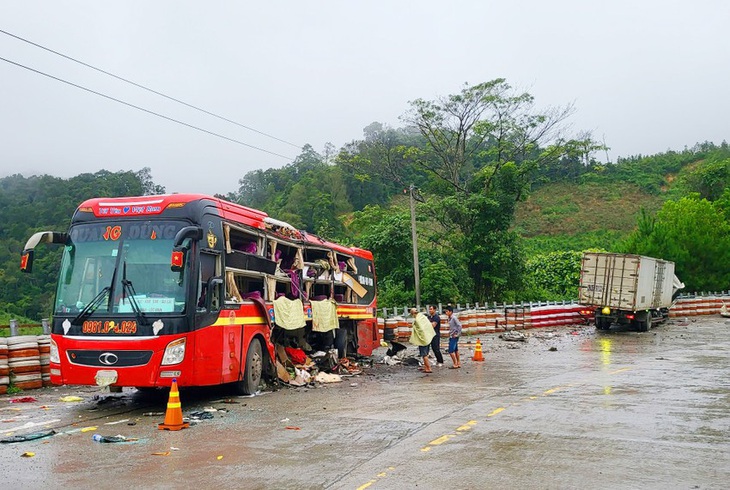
579,252 -> 676,310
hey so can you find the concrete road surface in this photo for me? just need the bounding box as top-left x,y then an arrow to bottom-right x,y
1,317 -> 728,489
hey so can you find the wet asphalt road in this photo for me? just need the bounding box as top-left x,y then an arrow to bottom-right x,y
1,317 -> 728,490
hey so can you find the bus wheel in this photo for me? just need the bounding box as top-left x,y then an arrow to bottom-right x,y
236,339 -> 263,395
334,327 -> 348,358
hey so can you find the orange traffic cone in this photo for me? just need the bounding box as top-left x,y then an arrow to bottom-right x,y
158,378 -> 189,431
472,338 -> 485,362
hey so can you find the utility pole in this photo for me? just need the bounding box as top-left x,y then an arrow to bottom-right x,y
409,184 -> 421,309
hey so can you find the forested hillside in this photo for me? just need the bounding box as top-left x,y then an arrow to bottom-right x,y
2,80 -> 729,320
0,169 -> 164,320
226,82 -> 730,306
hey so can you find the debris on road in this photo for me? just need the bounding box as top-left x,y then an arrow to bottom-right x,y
59,396 -> 83,402
500,331 -> 527,342
314,372 -> 341,383
274,342 -> 365,388
92,434 -> 135,443
9,397 -> 37,404
187,411 -> 214,421
381,355 -> 401,365
1,429 -> 56,443
20,451 -> 35,457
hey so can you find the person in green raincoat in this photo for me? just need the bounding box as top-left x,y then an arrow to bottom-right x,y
409,308 -> 436,373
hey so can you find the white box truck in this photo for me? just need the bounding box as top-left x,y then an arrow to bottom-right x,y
579,252 -> 684,332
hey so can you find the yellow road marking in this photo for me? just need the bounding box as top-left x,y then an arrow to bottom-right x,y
456,420 -> 477,432
356,480 -> 377,490
377,472 -> 387,477
420,446 -> 431,452
543,385 -> 566,395
609,367 -> 631,375
487,407 -> 505,417
428,434 -> 456,445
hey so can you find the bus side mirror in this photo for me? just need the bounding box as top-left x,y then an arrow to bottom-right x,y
173,226 -> 203,247
20,231 -> 67,274
20,250 -> 34,273
170,226 -> 203,272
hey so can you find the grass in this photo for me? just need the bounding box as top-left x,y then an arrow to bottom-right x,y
0,311 -> 37,325
0,310 -> 43,337
0,326 -> 45,337
514,181 -> 667,246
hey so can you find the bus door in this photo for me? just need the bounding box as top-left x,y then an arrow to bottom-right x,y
193,249 -> 227,384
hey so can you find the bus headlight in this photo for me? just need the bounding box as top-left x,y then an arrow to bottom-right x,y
161,338 -> 186,365
50,339 -> 60,363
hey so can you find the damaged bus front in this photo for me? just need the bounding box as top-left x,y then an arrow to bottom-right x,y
22,216 -> 212,389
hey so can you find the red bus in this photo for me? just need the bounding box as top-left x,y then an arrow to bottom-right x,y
20,194 -> 378,394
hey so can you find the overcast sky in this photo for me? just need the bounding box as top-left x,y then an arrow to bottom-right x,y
1,1 -> 728,196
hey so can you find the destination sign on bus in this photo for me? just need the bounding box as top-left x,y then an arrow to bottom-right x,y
70,223 -> 179,242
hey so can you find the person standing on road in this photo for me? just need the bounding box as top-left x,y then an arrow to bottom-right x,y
445,305 -> 462,369
427,305 -> 444,366
409,308 -> 436,373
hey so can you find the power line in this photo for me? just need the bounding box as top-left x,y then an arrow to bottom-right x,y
0,28 -> 302,149
0,55 -> 295,161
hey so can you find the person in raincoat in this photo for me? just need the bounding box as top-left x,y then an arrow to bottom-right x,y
409,308 -> 436,373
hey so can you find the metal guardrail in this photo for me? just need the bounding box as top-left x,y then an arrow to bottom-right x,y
0,319 -> 50,335
380,299 -> 581,318
380,291 -> 730,317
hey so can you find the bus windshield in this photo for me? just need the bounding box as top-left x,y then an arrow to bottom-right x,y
54,221 -> 190,317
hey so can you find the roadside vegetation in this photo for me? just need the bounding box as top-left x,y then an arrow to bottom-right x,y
1,81 -> 729,318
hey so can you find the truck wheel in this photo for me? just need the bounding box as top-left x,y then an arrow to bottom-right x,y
635,312 -> 650,332
235,339 -> 262,395
596,317 -> 609,330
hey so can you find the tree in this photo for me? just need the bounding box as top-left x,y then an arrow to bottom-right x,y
337,122 -> 421,210
623,195 -> 730,291
348,205 -> 417,307
522,251 -> 584,301
0,169 -> 166,320
402,80 -> 593,301
679,156 -> 730,201
136,167 -> 166,195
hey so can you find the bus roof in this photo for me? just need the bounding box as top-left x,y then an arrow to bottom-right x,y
77,194 -> 373,260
